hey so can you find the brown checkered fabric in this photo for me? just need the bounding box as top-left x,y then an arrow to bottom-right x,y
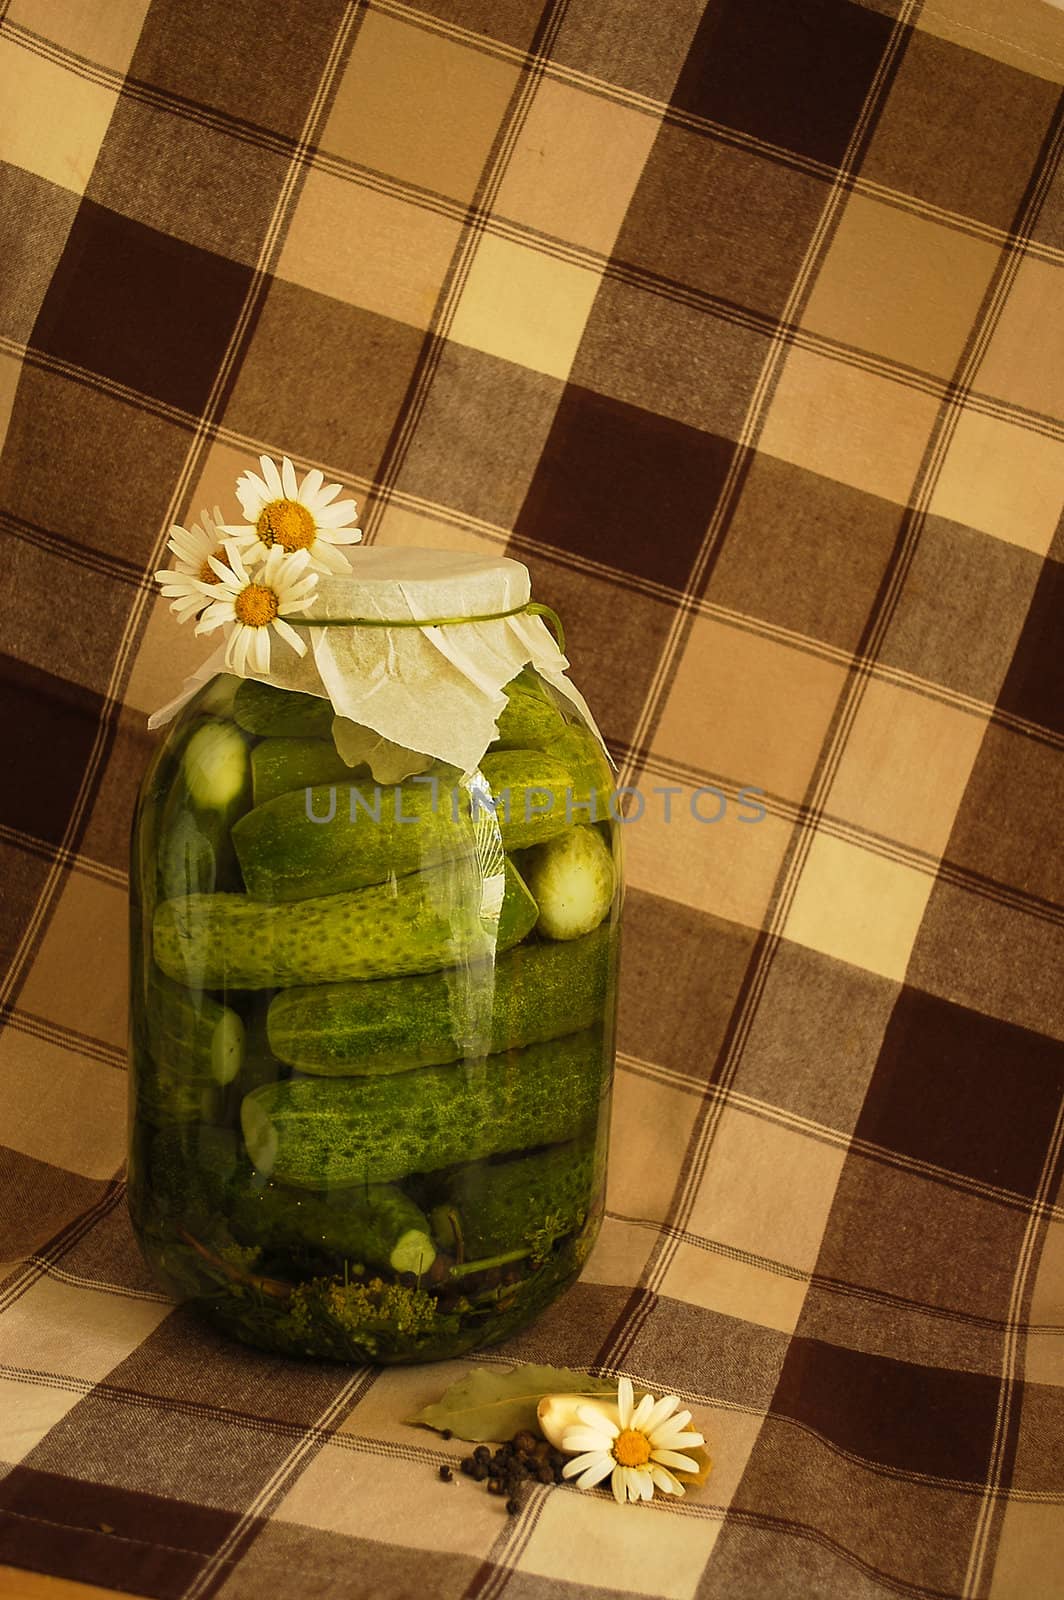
2,1 -> 1063,1596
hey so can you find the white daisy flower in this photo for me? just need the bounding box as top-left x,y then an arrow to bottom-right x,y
153,506 -> 230,622
194,542 -> 319,676
560,1377 -> 705,1506
221,454 -> 362,575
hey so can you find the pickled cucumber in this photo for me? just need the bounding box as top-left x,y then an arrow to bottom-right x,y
153,857 -> 539,990
157,718 -> 252,898
146,970 -> 245,1084
251,736 -> 362,807
241,1027 -> 606,1188
233,679 -> 334,739
268,925 -> 613,1075
491,670 -> 567,751
431,1138 -> 599,1259
521,825 -> 616,940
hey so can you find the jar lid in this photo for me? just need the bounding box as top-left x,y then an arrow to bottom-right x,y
150,547 -> 603,777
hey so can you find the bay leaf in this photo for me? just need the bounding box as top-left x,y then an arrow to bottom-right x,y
406,1362 -> 616,1443
673,1444 -> 713,1490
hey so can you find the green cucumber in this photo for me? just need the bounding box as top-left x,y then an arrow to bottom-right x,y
521,825 -> 616,940
491,670 -> 568,751
431,1137 -> 599,1259
545,726 -> 614,824
157,717 -> 252,899
241,1027 -> 606,1189
233,770 -> 472,902
149,1128 -> 434,1274
153,857 -> 538,990
233,679 -> 334,739
251,737 -> 363,807
146,970 -> 245,1084
132,1041 -> 227,1128
268,925 -> 613,1075
477,749 -> 578,850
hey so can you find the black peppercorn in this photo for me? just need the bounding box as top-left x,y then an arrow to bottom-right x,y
513,1431 -> 538,1454
536,1463 -> 553,1484
441,1428 -> 453,1441
460,1457 -> 475,1476
506,1497 -> 521,1515
472,1463 -> 488,1482
439,1465 -> 453,1482
473,1445 -> 491,1465
487,1479 -> 506,1496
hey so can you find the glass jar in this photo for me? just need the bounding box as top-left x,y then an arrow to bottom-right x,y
128,657 -> 621,1363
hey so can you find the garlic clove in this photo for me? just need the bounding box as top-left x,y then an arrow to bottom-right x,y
537,1394 -> 621,1450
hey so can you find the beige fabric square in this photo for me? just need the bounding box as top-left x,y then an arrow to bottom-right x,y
0,1030 -> 127,1180
1026,1217 -> 1064,1386
682,1108 -> 846,1274
582,1215 -> 658,1290
801,194 -> 1001,380
0,1373 -> 85,1463
321,10 -> 518,204
989,1497 -> 1064,1598
335,1360 -> 477,1448
19,869 -> 128,1051
518,1483 -> 718,1599
760,346 -> 941,507
658,1240 -> 807,1337
126,593 -> 223,716
6,0 -> 151,74
372,501 -> 504,559
624,800 -> 793,931
826,681 -> 988,859
0,35 -> 118,198
275,1443 -> 504,1558
656,618 -> 847,802
277,170 -> 463,331
917,0 -> 1064,86
976,257 -> 1064,420
0,1275 -> 171,1383
609,1070 -> 701,1224
784,833 -> 934,983
929,408 -> 1064,557
494,78 -> 661,255
448,234 -> 602,382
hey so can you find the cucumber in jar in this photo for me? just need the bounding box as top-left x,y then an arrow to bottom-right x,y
241,1027 -> 607,1189
431,1137 -> 600,1262
520,825 -> 617,941
149,1127 -> 436,1274
490,670 -> 568,751
251,737 -> 363,807
232,679 -> 334,739
157,718 -> 252,899
267,925 -> 613,1075
145,969 -> 246,1084
153,856 -> 538,989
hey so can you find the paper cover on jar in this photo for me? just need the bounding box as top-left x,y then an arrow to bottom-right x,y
148,548 -> 608,776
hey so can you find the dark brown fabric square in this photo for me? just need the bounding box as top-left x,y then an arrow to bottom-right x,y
0,167 -> 80,345
226,281 -> 427,486
860,30 -> 1059,231
878,515 -> 1042,704
619,892 -> 758,1080
671,0 -> 895,168
945,723 -> 1064,908
704,455 -> 905,651
33,201 -> 252,417
517,386 -> 736,590
0,656 -> 105,847
772,1335 -> 999,1480
613,123 -> 831,318
995,558 -> 1064,738
393,341 -> 564,532
857,988 -> 1064,1196
0,1149 -> 106,1262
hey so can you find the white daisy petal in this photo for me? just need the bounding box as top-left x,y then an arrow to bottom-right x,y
260,455 -> 283,497
300,467 -> 324,503
611,1465 -> 627,1505
637,1471 -> 655,1501
315,480 -> 343,507
575,1457 -> 615,1490
575,1404 -> 617,1436
271,616 -> 307,657
315,498 -> 359,528
640,1395 -> 682,1436
626,1469 -> 643,1503
231,626 -> 252,675
650,1430 -> 704,1452
318,525 -> 363,546
307,539 -> 351,575
281,456 -> 298,498
649,1449 -> 699,1473
652,1409 -> 692,1437
649,1465 -> 683,1496
630,1393 -> 656,1432
251,625 -> 270,674
561,1428 -> 615,1454
617,1377 -> 633,1429
561,1451 -> 606,1478
235,473 -> 269,522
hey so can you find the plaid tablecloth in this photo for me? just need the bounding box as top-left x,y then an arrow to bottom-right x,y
2,1 -> 1063,1597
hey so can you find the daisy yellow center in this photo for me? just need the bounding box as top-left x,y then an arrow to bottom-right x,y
613,1429 -> 652,1468
234,583 -> 279,628
256,498 -> 316,551
199,547 -> 225,583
